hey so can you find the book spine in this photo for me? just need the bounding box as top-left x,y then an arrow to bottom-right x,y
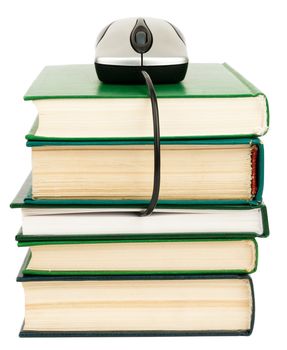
260,205 -> 270,237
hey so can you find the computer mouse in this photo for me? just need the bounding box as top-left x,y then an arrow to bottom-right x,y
95,17 -> 189,84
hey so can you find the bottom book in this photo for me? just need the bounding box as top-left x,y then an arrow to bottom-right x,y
17,256 -> 255,337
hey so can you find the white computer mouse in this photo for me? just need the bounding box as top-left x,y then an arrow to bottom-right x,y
95,17 -> 189,84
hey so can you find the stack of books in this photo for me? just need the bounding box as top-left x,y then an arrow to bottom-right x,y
11,63 -> 269,337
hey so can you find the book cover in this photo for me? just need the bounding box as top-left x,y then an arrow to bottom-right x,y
17,253 -> 255,338
24,63 -> 269,140
24,138 -> 264,205
18,238 -> 258,275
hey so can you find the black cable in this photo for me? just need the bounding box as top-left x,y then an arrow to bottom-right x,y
139,70 -> 161,216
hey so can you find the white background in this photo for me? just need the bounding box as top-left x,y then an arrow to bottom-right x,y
0,0 -> 285,348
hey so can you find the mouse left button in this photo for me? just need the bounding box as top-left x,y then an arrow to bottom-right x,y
96,22 -> 113,46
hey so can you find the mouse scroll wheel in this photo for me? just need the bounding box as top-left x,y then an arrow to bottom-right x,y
135,31 -> 147,45
131,18 -> 153,54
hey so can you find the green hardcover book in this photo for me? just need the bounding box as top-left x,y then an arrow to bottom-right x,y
24,63 -> 269,140
17,255 -> 255,337
18,238 -> 258,275
26,138 -> 263,204
14,203 -> 269,242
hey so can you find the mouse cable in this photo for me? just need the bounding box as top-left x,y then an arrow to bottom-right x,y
139,70 -> 161,217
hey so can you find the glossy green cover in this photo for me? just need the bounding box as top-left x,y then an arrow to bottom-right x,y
24,63 -> 269,141
24,63 -> 266,100
19,238 -> 258,275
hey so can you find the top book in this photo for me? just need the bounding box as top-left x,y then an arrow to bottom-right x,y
25,63 -> 269,140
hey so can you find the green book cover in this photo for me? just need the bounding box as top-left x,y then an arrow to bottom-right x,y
19,238 -> 258,276
24,63 -> 269,141
24,63 -> 266,100
17,265 -> 255,337
14,203 -> 269,242
24,137 -> 264,205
